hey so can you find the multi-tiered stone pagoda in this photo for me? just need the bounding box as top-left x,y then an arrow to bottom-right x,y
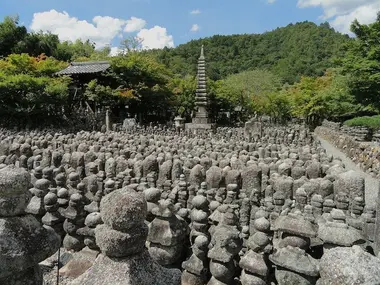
185,45 -> 215,133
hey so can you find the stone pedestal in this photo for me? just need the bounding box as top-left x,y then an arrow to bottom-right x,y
185,122 -> 215,135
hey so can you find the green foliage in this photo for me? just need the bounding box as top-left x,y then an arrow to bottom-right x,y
35,54 -> 69,76
284,69 -> 357,123
107,53 -> 174,121
84,79 -> 133,106
344,115 -> 380,130
214,69 -> 283,120
342,17 -> 380,109
0,53 -> 68,76
0,16 -> 27,57
167,75 -> 196,119
13,32 -> 60,57
53,39 -> 97,61
111,52 -> 171,87
0,53 -> 71,124
0,73 -> 70,114
151,21 -> 350,83
119,36 -> 143,54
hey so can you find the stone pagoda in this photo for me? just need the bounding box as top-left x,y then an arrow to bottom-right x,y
185,45 -> 215,133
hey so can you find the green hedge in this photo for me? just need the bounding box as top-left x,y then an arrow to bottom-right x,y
344,115 -> 380,129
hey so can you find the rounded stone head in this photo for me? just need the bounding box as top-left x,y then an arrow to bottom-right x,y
68,172 -> 80,185
101,189 -> 147,231
88,162 -> 98,173
44,192 -> 58,206
192,195 -> 208,210
0,166 -> 31,217
55,173 -> 66,185
34,166 -> 43,177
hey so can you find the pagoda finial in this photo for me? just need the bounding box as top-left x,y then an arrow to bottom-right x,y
200,45 -> 204,58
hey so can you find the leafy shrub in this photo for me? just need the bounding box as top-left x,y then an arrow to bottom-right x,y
344,115 -> 380,129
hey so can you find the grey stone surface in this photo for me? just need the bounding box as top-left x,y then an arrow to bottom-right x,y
0,165 -> 32,216
70,251 -> 181,285
318,246 -> 380,285
0,166 -> 60,285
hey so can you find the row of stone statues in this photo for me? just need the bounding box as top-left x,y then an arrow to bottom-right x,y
0,124 -> 379,285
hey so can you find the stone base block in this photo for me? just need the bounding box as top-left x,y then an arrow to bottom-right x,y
69,250 -> 181,285
192,117 -> 210,124
185,123 -> 215,134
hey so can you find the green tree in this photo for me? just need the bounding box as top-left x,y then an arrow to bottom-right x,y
149,21 -> 349,83
13,32 -> 60,57
119,36 -> 143,54
342,15 -> 380,109
216,69 -> 283,119
167,75 -> 196,119
53,39 -> 96,61
84,79 -> 133,107
0,16 -> 27,57
0,53 -> 70,126
107,52 -> 174,122
285,69 -> 357,125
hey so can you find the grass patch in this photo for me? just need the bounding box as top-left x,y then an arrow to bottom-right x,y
344,115 -> 380,130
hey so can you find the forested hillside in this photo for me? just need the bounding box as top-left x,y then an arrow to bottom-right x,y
151,22 -> 350,83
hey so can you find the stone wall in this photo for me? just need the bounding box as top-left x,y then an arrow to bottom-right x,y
321,120 -> 373,142
315,125 -> 380,178
322,120 -> 341,131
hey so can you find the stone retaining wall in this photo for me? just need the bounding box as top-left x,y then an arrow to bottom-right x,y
321,120 -> 373,142
315,126 -> 380,178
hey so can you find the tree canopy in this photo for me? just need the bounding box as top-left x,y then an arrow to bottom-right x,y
0,53 -> 70,125
342,14 -> 380,109
150,21 -> 350,84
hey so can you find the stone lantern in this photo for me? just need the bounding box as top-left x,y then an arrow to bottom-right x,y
174,116 -> 185,131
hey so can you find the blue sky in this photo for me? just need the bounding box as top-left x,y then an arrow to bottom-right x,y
1,0 -> 379,51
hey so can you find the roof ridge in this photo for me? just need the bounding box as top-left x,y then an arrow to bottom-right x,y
71,61 -> 110,66
55,61 -> 111,75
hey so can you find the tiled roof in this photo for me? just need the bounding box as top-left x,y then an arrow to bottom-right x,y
55,61 -> 111,75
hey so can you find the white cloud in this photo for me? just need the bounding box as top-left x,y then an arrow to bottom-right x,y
267,0 -> 276,3
331,4 -> 379,34
190,9 -> 201,15
190,24 -> 200,32
137,26 -> 174,49
297,0 -> 380,34
110,46 -> 122,56
124,17 -> 146,33
30,10 -> 126,48
30,10 -> 174,51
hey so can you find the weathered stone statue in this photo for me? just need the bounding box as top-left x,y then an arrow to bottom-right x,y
63,192 -> 86,251
270,213 -> 319,285
182,235 -> 210,285
0,166 -> 60,285
240,216 -> 272,285
147,200 -> 187,267
71,188 -> 181,285
208,205 -> 242,285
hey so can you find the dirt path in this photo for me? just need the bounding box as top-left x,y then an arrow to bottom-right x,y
317,136 -> 379,208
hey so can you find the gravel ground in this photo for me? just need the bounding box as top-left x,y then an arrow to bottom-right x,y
316,136 -> 379,208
